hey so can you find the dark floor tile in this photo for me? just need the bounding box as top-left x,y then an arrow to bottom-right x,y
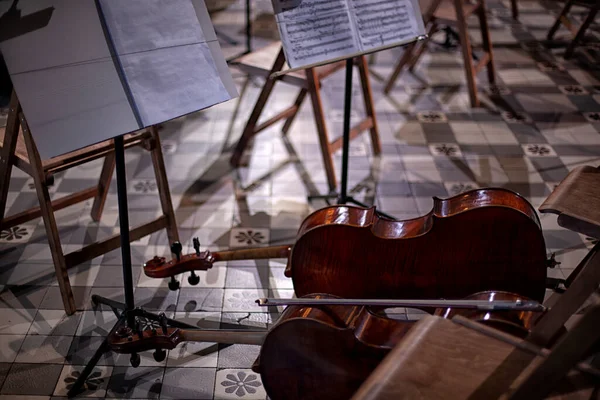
529,157 -> 570,181
497,182 -> 552,198
107,366 -> 163,399
0,285 -> 48,309
492,145 -> 526,156
409,182 -> 448,197
0,363 -> 63,395
160,367 -> 215,400
376,182 -> 412,196
0,363 -> 10,389
552,144 -> 600,156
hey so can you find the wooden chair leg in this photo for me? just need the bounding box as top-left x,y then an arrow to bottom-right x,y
477,0 -> 496,84
90,150 -> 115,222
282,88 -> 308,136
528,243 -> 600,347
20,114 -> 76,315
149,126 -> 179,246
509,306 -> 600,400
356,56 -> 382,155
511,0 -> 518,20
384,41 -> 418,94
547,0 -> 574,41
230,48 -> 287,167
0,91 -> 20,231
564,7 -> 599,59
306,68 -> 337,192
408,22 -> 439,72
455,0 -> 480,107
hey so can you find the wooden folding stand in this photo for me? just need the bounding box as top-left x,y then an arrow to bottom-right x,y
383,0 -> 496,108
547,0 -> 599,59
228,41 -> 382,192
0,91 -> 179,315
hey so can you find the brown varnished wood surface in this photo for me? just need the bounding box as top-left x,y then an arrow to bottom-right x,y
287,188 -> 547,302
434,291 -> 541,339
256,292 -> 543,400
143,245 -> 291,278
539,165 -> 600,238
350,316 -> 597,400
256,294 -> 415,400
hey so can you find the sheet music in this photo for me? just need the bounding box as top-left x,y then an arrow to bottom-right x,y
272,0 -> 425,70
274,0 -> 359,69
0,0 -> 237,159
348,0 -> 421,51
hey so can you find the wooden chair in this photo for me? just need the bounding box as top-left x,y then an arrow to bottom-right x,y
383,0 -> 496,108
229,42 -> 382,192
0,91 -> 179,315
547,0 -> 600,59
351,310 -> 600,400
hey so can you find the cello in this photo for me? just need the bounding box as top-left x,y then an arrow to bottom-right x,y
108,292 -> 546,400
144,188 -> 548,302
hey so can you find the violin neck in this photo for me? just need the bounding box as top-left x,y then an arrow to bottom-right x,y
180,329 -> 267,346
212,245 -> 291,262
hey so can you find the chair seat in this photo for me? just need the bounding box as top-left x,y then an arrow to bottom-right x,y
540,165 -> 600,238
419,0 -> 479,23
0,126 -> 148,175
230,41 -> 346,87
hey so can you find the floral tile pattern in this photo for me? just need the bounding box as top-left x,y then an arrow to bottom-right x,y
1,0 -> 599,398
215,369 -> 266,399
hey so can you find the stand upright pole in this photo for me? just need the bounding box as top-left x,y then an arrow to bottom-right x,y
334,60 -> 395,220
114,135 -> 135,326
338,58 -> 353,205
66,134 -> 198,397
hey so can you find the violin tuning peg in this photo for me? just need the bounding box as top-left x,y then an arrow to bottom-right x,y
168,276 -> 180,291
130,353 -> 141,368
170,242 -> 183,261
188,272 -> 200,286
153,349 -> 166,362
193,237 -> 201,255
159,313 -> 169,335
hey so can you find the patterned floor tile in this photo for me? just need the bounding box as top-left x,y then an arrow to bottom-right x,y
214,369 -> 266,400
54,365 -> 113,398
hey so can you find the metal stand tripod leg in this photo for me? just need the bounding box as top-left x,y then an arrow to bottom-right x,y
65,136 -> 197,397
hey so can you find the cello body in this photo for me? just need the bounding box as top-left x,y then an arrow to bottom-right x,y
286,188 -> 547,302
255,292 -> 542,400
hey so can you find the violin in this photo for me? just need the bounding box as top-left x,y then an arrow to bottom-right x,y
144,188 -> 548,302
108,292 -> 545,400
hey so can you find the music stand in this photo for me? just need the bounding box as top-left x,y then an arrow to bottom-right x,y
308,58 -> 397,220
0,1 -> 239,396
66,135 -> 199,397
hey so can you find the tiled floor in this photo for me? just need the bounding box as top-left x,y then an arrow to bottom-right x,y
1,0 -> 600,398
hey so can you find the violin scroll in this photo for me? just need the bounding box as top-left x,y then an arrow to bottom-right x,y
143,238 -> 216,279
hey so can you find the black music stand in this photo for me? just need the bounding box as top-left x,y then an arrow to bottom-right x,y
309,58 -> 397,221
66,136 -> 198,397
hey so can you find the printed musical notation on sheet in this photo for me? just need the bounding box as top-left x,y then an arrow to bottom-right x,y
272,0 -> 425,70
275,0 -> 358,68
349,0 -> 419,51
